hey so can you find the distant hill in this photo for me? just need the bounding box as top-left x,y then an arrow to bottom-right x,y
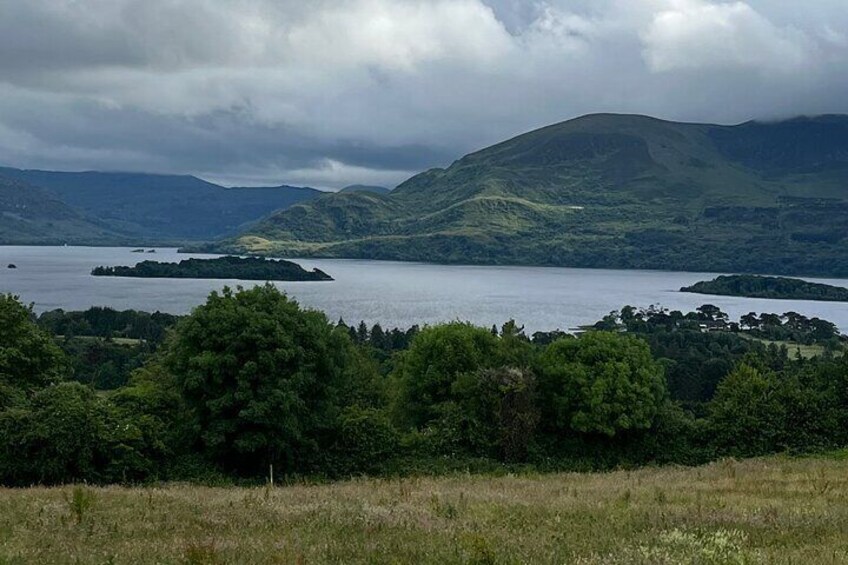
338,184 -> 391,195
0,175 -> 127,244
214,113 -> 848,277
0,168 -> 322,242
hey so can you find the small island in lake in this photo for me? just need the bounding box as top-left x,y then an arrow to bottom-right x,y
92,256 -> 332,281
681,274 -> 848,302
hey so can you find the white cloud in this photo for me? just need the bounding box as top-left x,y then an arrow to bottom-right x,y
0,0 -> 846,187
642,0 -> 814,73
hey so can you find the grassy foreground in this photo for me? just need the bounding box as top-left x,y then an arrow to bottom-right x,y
2,456 -> 848,564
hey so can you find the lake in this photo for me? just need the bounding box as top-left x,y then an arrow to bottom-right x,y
2,246 -> 848,333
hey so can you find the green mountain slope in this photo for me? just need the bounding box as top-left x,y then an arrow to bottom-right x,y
0,175 -> 127,244
338,184 -> 392,195
217,114 -> 848,276
0,168 -> 322,241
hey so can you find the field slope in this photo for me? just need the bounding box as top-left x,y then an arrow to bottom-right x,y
2,455 -> 847,563
220,113 -> 848,277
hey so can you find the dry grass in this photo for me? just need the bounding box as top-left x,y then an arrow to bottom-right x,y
2,455 -> 848,563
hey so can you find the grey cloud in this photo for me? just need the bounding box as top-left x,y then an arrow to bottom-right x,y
0,0 -> 847,188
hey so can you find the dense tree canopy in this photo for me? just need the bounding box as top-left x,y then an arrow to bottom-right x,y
0,294 -> 66,392
537,332 -> 667,437
393,322 -> 503,429
1,288 -> 847,486
166,284 -> 378,475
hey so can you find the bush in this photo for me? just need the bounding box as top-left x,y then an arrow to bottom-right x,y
328,406 -> 400,475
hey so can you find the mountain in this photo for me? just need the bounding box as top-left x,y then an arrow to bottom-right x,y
0,175 -> 127,244
0,168 -> 322,242
214,113 -> 848,277
338,184 -> 392,195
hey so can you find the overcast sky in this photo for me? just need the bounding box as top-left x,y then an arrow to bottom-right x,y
1,0 -> 847,189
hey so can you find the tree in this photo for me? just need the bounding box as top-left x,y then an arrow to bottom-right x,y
0,294 -> 67,391
356,321 -> 369,344
166,285 -> 378,475
461,367 -> 540,462
536,332 -> 666,437
696,305 -> 728,322
709,364 -> 784,457
710,362 -> 843,457
0,382 -> 110,485
370,323 -> 385,349
393,322 -> 502,429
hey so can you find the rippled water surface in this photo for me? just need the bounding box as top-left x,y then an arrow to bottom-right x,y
2,246 -> 848,333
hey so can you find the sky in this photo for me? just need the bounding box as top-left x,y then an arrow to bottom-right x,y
1,0 -> 847,189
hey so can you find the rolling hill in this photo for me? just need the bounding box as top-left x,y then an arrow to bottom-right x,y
0,168 -> 322,242
0,175 -> 129,244
213,113 -> 848,277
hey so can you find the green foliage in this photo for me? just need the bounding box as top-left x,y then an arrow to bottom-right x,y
608,305 -> 765,405
683,274 -> 848,302
537,332 -> 667,437
458,367 -> 540,462
709,362 -> 846,457
58,337 -> 149,389
38,307 -> 178,342
92,256 -> 331,282
66,486 -> 96,525
1,294 -> 846,485
0,383 -> 109,485
329,406 -> 400,475
0,294 -> 67,391
166,284 -> 378,475
393,322 -> 503,429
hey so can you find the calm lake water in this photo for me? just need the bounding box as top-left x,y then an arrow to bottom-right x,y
2,246 -> 848,333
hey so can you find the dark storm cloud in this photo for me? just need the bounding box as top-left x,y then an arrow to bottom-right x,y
1,0 -> 847,188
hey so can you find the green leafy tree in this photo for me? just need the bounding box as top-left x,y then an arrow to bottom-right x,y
329,406 -> 400,475
452,366 -> 540,461
708,364 -> 783,456
710,362 -> 843,457
0,382 -> 110,485
393,322 -> 502,429
166,285 -> 378,475
0,294 -> 67,391
537,332 -> 666,437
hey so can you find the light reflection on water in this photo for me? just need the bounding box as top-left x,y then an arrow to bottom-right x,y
1,246 -> 847,333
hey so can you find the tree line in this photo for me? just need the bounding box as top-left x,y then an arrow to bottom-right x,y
1,286 -> 846,486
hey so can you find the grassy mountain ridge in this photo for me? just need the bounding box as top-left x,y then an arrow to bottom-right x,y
0,167 -> 323,242
216,113 -> 848,276
338,184 -> 391,194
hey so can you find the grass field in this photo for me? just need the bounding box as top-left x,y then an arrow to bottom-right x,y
740,335 -> 843,360
2,455 -> 848,564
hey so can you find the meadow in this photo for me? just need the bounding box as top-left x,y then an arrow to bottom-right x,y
2,454 -> 848,564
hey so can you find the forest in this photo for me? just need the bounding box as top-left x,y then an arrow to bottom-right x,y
91,256 -> 333,281
682,274 -> 848,302
1,286 -> 846,486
